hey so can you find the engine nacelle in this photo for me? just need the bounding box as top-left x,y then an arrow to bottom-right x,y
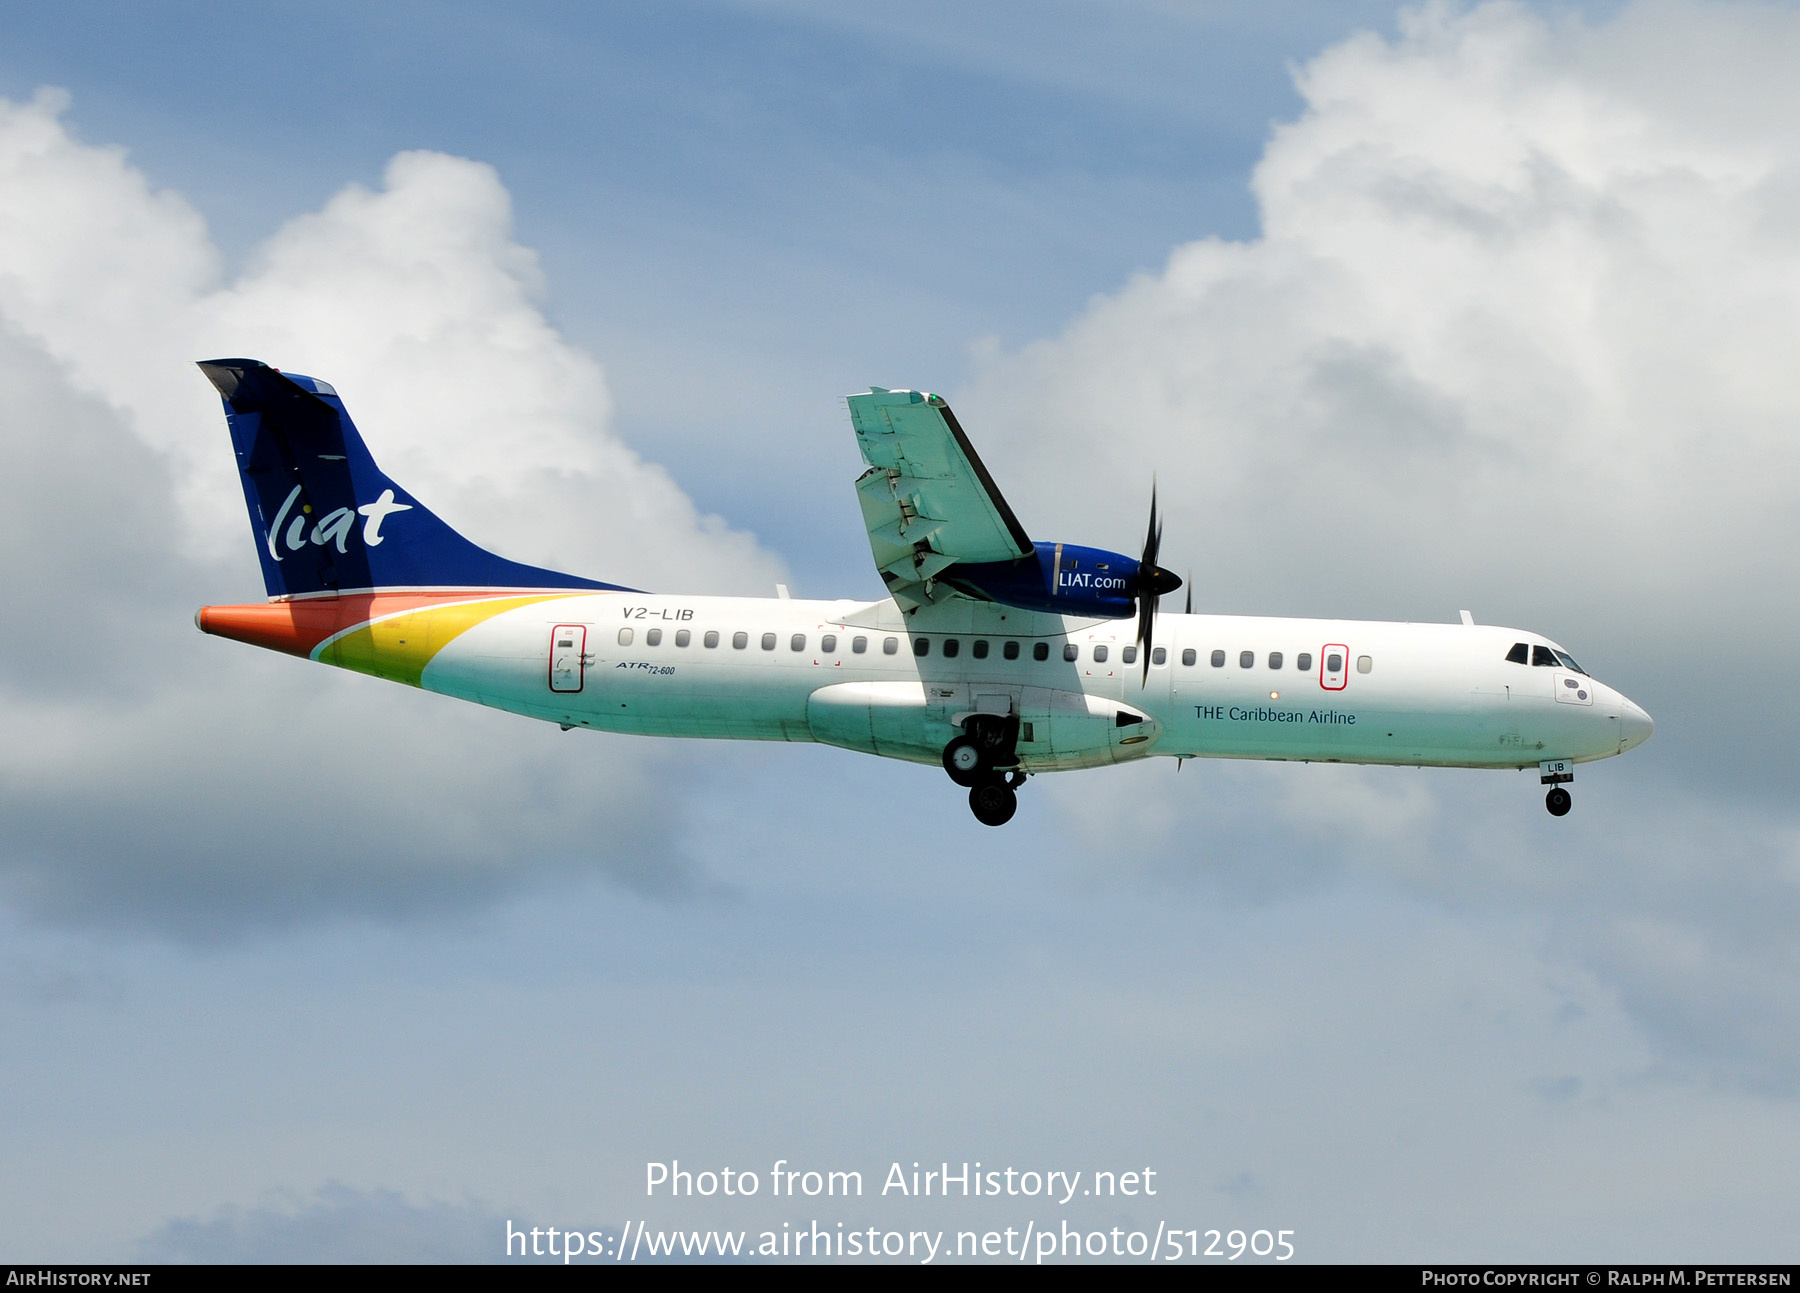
940,541 -> 1144,618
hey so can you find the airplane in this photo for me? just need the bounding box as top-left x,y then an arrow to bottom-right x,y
193,359 -> 1653,827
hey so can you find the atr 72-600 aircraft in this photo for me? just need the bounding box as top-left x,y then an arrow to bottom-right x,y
194,360 -> 1652,826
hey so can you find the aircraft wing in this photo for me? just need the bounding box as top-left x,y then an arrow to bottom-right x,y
847,388 -> 1033,611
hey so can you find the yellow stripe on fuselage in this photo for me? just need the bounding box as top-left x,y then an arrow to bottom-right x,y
313,595 -> 570,687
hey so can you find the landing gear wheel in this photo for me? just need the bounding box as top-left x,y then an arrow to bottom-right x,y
943,736 -> 987,787
969,779 -> 1017,827
1545,786 -> 1572,817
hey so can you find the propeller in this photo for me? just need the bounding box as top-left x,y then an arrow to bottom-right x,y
1135,482 -> 1182,683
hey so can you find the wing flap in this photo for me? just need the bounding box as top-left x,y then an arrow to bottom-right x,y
847,389 -> 1031,609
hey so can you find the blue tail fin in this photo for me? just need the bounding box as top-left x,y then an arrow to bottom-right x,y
200,359 -> 631,599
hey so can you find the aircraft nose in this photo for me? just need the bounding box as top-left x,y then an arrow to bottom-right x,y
1619,698 -> 1654,751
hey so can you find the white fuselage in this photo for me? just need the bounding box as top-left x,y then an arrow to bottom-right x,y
412,592 -> 1653,775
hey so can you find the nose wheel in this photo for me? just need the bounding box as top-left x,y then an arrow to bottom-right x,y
1540,759 -> 1569,821
1539,759 -> 1573,817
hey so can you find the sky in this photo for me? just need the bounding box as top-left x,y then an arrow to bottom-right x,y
1,0 -> 1798,1264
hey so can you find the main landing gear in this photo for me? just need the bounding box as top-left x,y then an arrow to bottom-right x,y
944,716 -> 1027,826
969,769 -> 1027,827
1540,759 -> 1573,816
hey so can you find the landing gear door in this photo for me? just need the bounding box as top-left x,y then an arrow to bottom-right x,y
1320,644 -> 1348,691
549,624 -> 587,693
923,681 -> 967,723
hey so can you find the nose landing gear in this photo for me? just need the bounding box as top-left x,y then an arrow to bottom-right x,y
945,716 -> 1026,825
1540,758 -> 1573,816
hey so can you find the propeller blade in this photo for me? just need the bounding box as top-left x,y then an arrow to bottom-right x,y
1185,570 -> 1192,616
1136,483 -> 1165,684
1143,483 -> 1162,572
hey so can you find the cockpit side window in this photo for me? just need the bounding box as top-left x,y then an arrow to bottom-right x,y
1506,642 -> 1528,664
1531,645 -> 1558,667
1553,650 -> 1585,675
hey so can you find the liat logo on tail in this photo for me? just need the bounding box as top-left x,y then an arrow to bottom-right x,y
264,484 -> 413,562
201,357 -> 632,599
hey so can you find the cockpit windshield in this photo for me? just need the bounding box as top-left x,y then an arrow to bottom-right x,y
1507,642 -> 1587,673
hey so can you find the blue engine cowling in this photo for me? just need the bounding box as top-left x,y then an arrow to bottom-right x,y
940,542 -> 1148,618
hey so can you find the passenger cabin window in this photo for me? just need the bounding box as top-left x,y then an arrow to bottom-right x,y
557,636 -> 573,648
821,634 -> 837,653
1181,648 -> 1197,666
790,633 -> 806,652
942,639 -> 960,658
1506,642 -> 1529,664
1152,647 -> 1167,665
1090,644 -> 1106,663
1033,642 -> 1049,661
1063,643 -> 1079,662
1532,645 -> 1557,667
1297,652 -> 1312,671
1357,655 -> 1372,674
1239,651 -> 1255,669
732,631 -> 748,649
914,638 -> 930,656
646,628 -> 662,646
704,630 -> 720,648
1210,650 -> 1225,667
852,636 -> 867,653
883,637 -> 898,654
972,639 -> 989,659
1269,651 -> 1284,669
1326,652 -> 1343,673
761,632 -> 777,651
618,627 -> 633,646
1003,641 -> 1020,660
675,629 -> 690,647
1121,645 -> 1137,665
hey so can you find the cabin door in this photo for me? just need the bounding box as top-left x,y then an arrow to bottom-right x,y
549,624 -> 587,693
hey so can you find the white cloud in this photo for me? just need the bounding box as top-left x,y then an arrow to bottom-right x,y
2,0 -> 1796,1104
981,0 -> 1800,1088
194,150 -> 775,594
0,89 -> 780,595
964,0 -> 1800,635
0,91 -> 784,933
